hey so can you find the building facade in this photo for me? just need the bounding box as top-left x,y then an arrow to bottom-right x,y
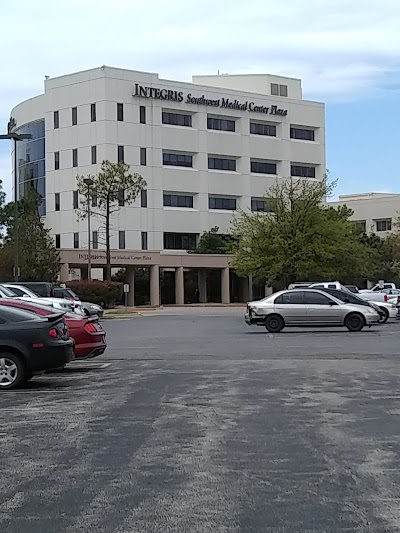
9,66 -> 325,305
329,193 -> 400,236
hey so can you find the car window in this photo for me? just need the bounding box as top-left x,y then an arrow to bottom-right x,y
9,287 -> 24,296
0,307 -> 40,322
275,291 -> 304,304
0,285 -> 18,297
328,284 -> 337,289
311,284 -> 323,288
304,291 -> 335,305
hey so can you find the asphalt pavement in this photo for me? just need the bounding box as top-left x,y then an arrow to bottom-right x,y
1,310 -> 400,532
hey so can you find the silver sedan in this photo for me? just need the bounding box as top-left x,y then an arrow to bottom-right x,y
245,289 -> 380,332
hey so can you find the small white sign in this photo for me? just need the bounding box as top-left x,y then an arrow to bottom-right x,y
123,284 -> 130,293
378,279 -> 385,289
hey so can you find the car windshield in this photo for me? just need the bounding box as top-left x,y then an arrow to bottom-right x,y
0,285 -> 19,297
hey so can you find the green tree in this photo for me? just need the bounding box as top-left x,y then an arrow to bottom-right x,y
77,160 -> 146,280
192,226 -> 233,254
230,178 -> 371,289
2,189 -> 60,281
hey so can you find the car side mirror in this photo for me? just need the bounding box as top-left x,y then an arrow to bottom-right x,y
329,301 -> 337,306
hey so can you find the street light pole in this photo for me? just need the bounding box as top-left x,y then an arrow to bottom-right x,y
0,131 -> 32,281
83,178 -> 94,281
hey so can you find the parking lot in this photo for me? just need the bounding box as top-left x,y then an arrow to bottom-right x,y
2,308 -> 400,532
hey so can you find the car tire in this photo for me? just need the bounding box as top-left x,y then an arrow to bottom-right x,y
379,307 -> 389,323
0,352 -> 25,390
265,314 -> 284,333
345,313 -> 365,332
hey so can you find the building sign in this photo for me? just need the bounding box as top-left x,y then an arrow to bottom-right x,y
78,253 -> 153,262
133,83 -> 288,116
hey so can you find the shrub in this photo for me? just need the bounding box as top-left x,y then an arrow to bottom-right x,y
66,280 -> 123,309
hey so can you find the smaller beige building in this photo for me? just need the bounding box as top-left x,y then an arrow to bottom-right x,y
329,193 -> 400,236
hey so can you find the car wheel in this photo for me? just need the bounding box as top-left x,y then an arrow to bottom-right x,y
345,313 -> 365,332
379,307 -> 389,323
0,353 -> 25,390
265,314 -> 284,333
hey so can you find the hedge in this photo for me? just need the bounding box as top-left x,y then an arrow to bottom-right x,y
67,280 -> 123,309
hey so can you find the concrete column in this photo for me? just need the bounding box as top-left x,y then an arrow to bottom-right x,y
221,267 -> 230,304
60,263 -> 69,282
127,266 -> 135,307
248,274 -> 253,302
150,265 -> 160,307
198,270 -> 207,303
175,267 -> 184,305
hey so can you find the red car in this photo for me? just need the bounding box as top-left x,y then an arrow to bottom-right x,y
0,299 -> 106,359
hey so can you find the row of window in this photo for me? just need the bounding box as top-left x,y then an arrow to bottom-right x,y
53,146 -> 316,178
354,219 -> 392,233
56,190 -> 271,213
55,231 -> 148,251
53,103 -> 316,142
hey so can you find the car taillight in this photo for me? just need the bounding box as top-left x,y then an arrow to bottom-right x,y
384,294 -> 388,302
49,328 -> 59,338
84,322 -> 97,333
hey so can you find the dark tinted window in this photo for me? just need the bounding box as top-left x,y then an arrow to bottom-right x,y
117,145 -> 124,163
251,161 -> 277,175
163,153 -> 192,167
72,107 -> 77,126
9,287 -> 24,296
208,157 -> 236,171
55,234 -> 60,248
141,189 -> 147,208
290,127 -> 315,141
141,231 -> 148,250
275,291 -> 304,304
73,190 -> 79,209
207,117 -> 235,132
291,165 -> 316,178
72,148 -> 78,167
163,194 -> 193,208
140,147 -> 146,166
0,307 -> 39,323
54,110 -> 59,129
54,151 -> 60,170
162,112 -> 192,127
117,103 -> 124,121
164,233 -> 197,250
118,189 -> 124,207
251,198 -> 273,212
209,197 -> 236,210
55,192 -> 60,211
250,122 -> 276,136
304,291 -> 334,305
92,231 -> 98,249
323,289 -> 367,306
91,145 -> 97,164
91,103 -> 96,122
119,231 -> 125,250
74,232 -> 79,248
139,106 -> 146,124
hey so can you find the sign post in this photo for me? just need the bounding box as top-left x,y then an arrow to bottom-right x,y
123,284 -> 130,312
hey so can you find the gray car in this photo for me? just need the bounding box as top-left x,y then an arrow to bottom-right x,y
245,289 -> 380,332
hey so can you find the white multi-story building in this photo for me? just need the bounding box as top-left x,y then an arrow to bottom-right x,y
9,66 -> 325,305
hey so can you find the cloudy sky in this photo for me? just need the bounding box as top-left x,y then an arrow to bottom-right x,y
1,0 -> 400,198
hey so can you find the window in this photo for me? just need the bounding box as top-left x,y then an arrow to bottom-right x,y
91,145 -> 97,164
119,231 -> 126,250
162,112 -> 192,127
72,148 -> 78,167
73,190 -> 79,209
141,231 -> 148,250
54,151 -> 60,170
117,145 -> 124,163
163,194 -> 193,208
92,231 -> 98,250
304,291 -> 335,305
163,152 -> 192,167
251,198 -> 273,212
209,197 -> 236,210
139,105 -> 146,124
251,161 -> 277,175
91,103 -> 96,122
280,84 -> 288,97
291,165 -> 316,178
164,232 -> 197,250
72,107 -> 77,126
208,157 -> 236,171
250,122 -> 276,137
118,189 -> 125,207
92,193 -> 97,207
140,147 -> 147,166
271,83 -> 279,96
73,232 -> 79,249
117,103 -> 124,121
376,219 -> 392,232
290,127 -> 315,141
207,117 -> 235,132
274,291 -> 304,304
55,192 -> 60,212
353,220 -> 366,233
55,234 -> 60,249
54,110 -> 59,129
141,189 -> 147,208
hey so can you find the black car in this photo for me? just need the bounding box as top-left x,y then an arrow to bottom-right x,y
0,307 -> 74,390
317,287 -> 386,322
